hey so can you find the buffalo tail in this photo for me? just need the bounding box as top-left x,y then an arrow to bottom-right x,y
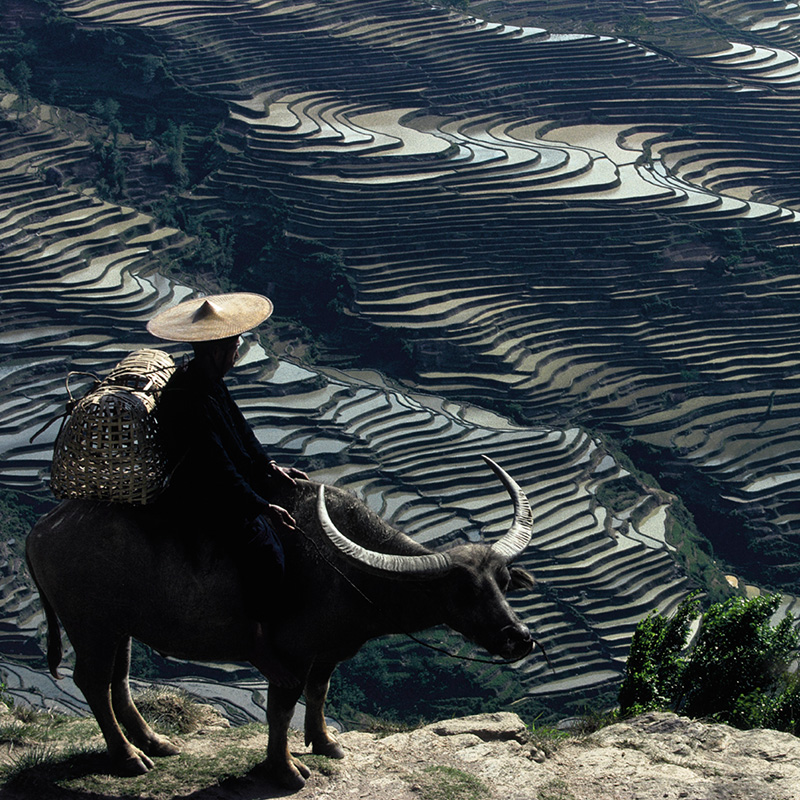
25,552 -> 63,680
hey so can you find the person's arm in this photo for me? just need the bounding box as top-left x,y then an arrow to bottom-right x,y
223,386 -> 309,487
190,421 -> 275,522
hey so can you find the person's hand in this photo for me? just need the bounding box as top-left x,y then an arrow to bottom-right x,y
266,503 -> 297,531
268,461 -> 309,485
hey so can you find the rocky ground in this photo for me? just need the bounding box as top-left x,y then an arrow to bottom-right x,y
300,711 -> 800,800
3,709 -> 799,800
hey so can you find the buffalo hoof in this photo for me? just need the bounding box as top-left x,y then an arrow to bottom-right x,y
117,749 -> 154,776
261,756 -> 311,791
312,739 -> 345,760
288,756 -> 312,786
145,736 -> 181,758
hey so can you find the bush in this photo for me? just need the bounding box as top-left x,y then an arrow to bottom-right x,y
619,593 -> 799,733
617,592 -> 700,716
681,594 -> 797,723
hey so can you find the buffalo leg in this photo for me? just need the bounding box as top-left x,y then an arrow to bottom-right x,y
266,684 -> 311,789
111,637 -> 180,758
304,661 -> 344,759
72,632 -> 154,775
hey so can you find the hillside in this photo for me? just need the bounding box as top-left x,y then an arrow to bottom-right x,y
4,0 -> 799,585
2,0 -> 800,724
2,706 -> 799,800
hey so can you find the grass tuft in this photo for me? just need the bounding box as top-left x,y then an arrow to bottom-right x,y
300,753 -> 340,776
0,741 -> 106,795
0,706 -> 92,747
537,778 -> 576,800
525,722 -> 570,757
414,765 -> 490,800
134,685 -> 213,735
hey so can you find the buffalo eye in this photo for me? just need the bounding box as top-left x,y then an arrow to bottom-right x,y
497,566 -> 512,594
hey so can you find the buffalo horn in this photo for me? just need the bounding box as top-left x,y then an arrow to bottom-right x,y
317,486 -> 452,576
483,455 -> 534,563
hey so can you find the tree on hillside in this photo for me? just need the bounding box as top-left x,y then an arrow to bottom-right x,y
10,61 -> 32,111
619,593 -> 800,734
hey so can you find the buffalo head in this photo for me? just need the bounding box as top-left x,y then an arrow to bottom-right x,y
316,455 -> 535,661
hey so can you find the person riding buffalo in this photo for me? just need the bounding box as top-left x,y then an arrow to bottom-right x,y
147,292 -> 306,685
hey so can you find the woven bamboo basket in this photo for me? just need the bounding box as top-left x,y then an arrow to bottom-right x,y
51,349 -> 176,505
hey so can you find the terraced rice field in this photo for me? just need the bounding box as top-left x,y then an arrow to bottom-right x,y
0,91 -> 699,712
3,0 -> 800,716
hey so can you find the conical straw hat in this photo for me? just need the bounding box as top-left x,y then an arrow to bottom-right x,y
147,293 -> 274,342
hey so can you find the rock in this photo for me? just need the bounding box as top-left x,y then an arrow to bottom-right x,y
426,711 -> 528,741
582,712 -> 800,800
529,746 -> 547,763
324,712 -> 800,800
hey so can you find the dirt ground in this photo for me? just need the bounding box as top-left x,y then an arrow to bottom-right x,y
3,710 -> 800,800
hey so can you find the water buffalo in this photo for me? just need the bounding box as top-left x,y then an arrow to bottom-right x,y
26,456 -> 535,789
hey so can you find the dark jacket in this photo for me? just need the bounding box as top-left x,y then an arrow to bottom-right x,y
157,359 -> 277,530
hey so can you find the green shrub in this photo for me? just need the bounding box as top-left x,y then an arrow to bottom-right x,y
681,594 -> 797,723
617,592 -> 700,717
619,593 -> 799,733
768,671 -> 800,733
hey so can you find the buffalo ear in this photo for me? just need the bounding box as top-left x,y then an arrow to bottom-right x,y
509,566 -> 535,591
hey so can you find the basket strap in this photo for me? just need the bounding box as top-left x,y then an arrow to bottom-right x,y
65,371 -> 101,398
29,371 -> 100,444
